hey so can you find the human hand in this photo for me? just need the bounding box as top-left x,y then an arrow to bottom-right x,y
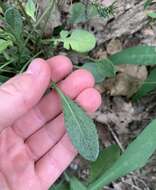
0,56 -> 101,190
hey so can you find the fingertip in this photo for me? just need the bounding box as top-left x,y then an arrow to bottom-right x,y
47,55 -> 73,82
76,88 -> 102,112
59,69 -> 95,98
27,58 -> 51,81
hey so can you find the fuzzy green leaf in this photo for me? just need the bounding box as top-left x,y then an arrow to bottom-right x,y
5,7 -> 23,40
88,145 -> 120,184
109,46 -> 156,65
82,59 -> 116,83
60,29 -> 96,53
90,119 -> 156,190
25,0 -> 36,21
133,67 -> 156,101
70,177 -> 87,190
53,84 -> 99,161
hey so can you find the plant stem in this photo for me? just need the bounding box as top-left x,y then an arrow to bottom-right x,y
19,50 -> 43,73
0,59 -> 14,70
16,0 -> 32,25
24,0 -> 55,47
35,0 -> 56,28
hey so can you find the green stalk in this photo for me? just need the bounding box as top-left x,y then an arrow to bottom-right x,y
19,50 -> 43,73
24,0 -> 56,46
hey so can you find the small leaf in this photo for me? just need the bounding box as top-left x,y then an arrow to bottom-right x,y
88,145 -> 120,184
133,67 -> 156,101
0,39 -> 12,54
52,84 -> 99,161
60,30 -> 70,39
70,177 -> 87,190
25,0 -> 36,21
82,59 -> 116,83
68,2 -> 97,24
147,12 -> 156,19
60,29 -> 96,53
109,46 -> 156,65
89,119 -> 156,190
5,7 -> 23,40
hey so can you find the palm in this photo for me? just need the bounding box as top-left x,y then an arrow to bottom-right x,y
0,56 -> 101,190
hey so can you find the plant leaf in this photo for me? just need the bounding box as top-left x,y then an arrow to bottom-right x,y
133,67 -> 156,101
109,46 -> 156,65
0,75 -> 9,85
147,12 -> 156,19
5,7 -> 23,40
82,59 -> 116,83
89,119 -> 156,190
68,2 -> 97,24
53,84 -> 99,161
0,39 -> 12,54
88,145 -> 120,184
60,29 -> 96,53
25,0 -> 36,21
49,181 -> 69,190
70,177 -> 87,190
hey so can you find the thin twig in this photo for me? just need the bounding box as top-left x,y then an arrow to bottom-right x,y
107,124 -> 124,152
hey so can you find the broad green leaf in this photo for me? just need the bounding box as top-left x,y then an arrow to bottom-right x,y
89,119 -> 156,190
5,7 -> 23,40
0,75 -> 9,84
0,39 -> 12,53
25,0 -> 36,21
70,177 -> 87,190
109,46 -> 156,65
60,29 -> 96,53
53,84 -> 99,161
88,145 -> 120,184
49,181 -> 69,190
133,67 -> 156,101
82,59 -> 116,83
68,2 -> 98,24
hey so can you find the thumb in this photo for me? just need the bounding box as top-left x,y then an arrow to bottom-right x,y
0,58 -> 51,132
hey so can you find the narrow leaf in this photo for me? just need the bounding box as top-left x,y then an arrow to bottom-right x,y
88,145 -> 120,184
70,177 -> 87,190
25,0 -> 36,21
133,67 -> 156,101
109,46 -> 156,65
49,181 -> 69,190
82,59 -> 116,83
5,7 -> 23,40
53,84 -> 99,161
0,75 -> 9,84
90,119 -> 156,190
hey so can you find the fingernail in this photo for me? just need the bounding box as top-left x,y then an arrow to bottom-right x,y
26,59 -> 42,76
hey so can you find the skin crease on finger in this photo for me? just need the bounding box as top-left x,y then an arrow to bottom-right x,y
0,56 -> 102,190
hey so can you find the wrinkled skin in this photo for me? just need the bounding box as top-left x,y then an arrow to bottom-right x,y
0,56 -> 101,190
